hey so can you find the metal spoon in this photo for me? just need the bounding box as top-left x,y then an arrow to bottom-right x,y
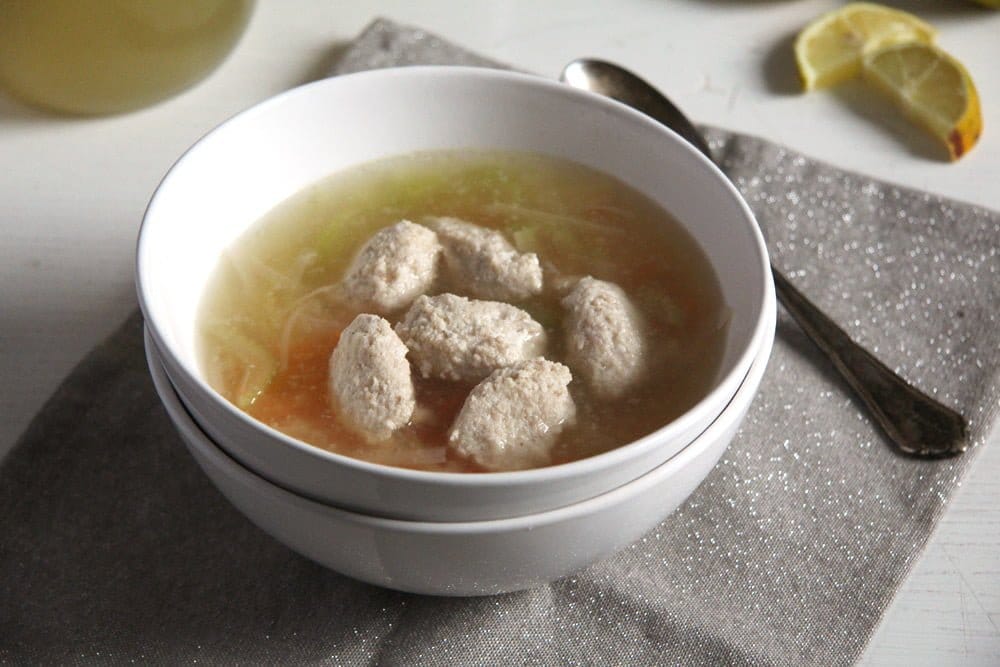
561,58 -> 967,458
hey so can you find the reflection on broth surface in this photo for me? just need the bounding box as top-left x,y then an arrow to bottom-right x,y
198,150 -> 728,472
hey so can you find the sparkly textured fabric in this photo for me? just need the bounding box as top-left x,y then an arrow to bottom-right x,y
2,18 -> 999,667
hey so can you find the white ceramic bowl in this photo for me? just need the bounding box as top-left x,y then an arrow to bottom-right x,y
146,321 -> 772,596
137,66 -> 775,521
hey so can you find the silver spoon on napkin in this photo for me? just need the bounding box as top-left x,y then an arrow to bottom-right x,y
560,58 -> 967,458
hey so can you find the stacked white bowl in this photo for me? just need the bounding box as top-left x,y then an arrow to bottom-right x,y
137,67 -> 776,596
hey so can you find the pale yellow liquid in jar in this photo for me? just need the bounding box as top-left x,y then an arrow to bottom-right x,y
0,0 -> 253,115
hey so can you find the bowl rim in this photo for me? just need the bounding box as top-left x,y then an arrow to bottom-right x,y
146,321 -> 773,533
136,65 -> 775,488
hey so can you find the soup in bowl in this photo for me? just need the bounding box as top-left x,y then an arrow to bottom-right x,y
137,66 -> 774,521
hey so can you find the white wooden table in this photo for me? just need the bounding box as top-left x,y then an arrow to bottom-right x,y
1,1 -> 997,663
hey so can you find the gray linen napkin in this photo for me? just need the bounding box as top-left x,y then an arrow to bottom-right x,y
2,18 -> 998,666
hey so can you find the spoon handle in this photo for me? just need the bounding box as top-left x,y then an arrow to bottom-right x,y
771,267 -> 967,457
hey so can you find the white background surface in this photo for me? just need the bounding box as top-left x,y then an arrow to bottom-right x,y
1,1 -> 997,663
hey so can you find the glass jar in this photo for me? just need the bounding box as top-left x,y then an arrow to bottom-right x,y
0,0 -> 254,115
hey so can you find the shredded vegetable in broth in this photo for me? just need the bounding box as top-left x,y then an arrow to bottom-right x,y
198,150 -> 728,472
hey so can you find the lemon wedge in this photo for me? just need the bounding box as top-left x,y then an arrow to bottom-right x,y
862,42 -> 982,160
795,2 -> 936,90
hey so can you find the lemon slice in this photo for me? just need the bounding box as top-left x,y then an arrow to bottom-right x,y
862,42 -> 982,160
795,2 -> 936,90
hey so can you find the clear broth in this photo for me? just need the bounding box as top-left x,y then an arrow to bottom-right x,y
197,151 -> 728,472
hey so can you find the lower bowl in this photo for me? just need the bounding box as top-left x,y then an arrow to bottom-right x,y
146,324 -> 772,596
